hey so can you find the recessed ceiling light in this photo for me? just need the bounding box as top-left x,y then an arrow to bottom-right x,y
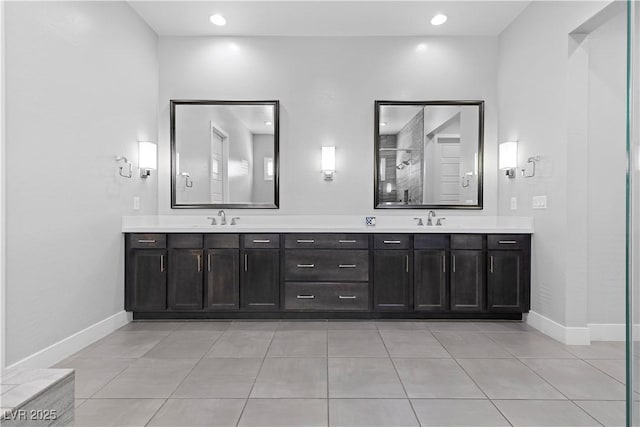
264,121 -> 273,126
380,122 -> 388,126
430,14 -> 447,26
210,14 -> 227,26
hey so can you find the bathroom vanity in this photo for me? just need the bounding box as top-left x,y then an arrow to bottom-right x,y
124,217 -> 532,320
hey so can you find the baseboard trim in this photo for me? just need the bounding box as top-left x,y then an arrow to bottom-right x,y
5,311 -> 131,371
588,323 -> 629,341
526,311 -> 591,345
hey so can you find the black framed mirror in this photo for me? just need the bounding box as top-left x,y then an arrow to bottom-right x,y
374,100 -> 484,209
170,100 -> 279,209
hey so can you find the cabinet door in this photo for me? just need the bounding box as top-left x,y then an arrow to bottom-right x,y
126,250 -> 167,311
373,250 -> 410,311
242,249 -> 280,310
450,250 -> 484,312
168,249 -> 204,310
414,250 -> 447,311
488,251 -> 524,312
205,249 -> 239,310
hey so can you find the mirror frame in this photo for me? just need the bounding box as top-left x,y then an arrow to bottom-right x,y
170,99 -> 280,209
374,100 -> 484,210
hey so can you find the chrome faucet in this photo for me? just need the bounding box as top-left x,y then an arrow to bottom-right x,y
427,211 -> 437,226
231,217 -> 240,226
207,216 -> 217,226
413,217 -> 424,226
436,217 -> 446,226
218,209 -> 226,225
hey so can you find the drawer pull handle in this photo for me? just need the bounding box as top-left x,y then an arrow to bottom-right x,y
197,254 -> 202,272
452,255 -> 456,273
339,240 -> 357,243
383,240 -> 402,244
244,254 -> 248,272
208,254 -> 211,272
160,255 -> 165,272
249,303 -> 276,306
339,295 -> 357,300
339,264 -> 357,268
442,255 -> 446,273
498,240 -> 517,244
138,239 -> 156,243
252,239 -> 271,243
297,264 -> 315,268
406,255 -> 409,273
297,295 -> 315,299
297,239 -> 315,243
490,255 -> 494,273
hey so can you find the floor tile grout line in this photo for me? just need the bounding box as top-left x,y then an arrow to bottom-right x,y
375,324 -> 421,426
234,325 -> 277,427
430,328 -> 514,427
143,326 -> 228,426
581,358 -> 627,386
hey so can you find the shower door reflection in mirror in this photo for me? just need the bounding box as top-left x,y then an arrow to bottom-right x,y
171,100 -> 279,209
374,101 -> 483,209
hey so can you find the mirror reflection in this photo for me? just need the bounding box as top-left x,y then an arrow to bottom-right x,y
171,100 -> 279,208
375,101 -> 483,209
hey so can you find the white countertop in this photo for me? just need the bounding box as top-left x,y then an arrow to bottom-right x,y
122,215 -> 533,234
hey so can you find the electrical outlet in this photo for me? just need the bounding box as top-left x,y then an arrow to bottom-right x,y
532,195 -> 547,209
510,197 -> 517,210
133,196 -> 140,210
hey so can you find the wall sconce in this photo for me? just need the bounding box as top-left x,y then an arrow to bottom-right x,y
499,141 -> 518,179
138,141 -> 157,178
322,146 -> 336,181
115,156 -> 132,178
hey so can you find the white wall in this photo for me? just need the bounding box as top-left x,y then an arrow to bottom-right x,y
158,36 -> 499,215
586,10 -> 626,325
497,1 -> 615,336
4,1 -> 158,366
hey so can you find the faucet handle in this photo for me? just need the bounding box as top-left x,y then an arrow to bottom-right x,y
206,216 -> 217,225
436,217 -> 446,226
413,217 -> 424,226
231,217 -> 240,226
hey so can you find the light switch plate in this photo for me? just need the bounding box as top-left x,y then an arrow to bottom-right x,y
133,196 -> 140,210
510,197 -> 517,210
532,195 -> 547,209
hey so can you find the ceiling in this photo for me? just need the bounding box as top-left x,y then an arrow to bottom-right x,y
128,1 -> 531,37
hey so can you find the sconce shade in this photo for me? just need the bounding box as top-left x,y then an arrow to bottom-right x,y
322,146 -> 336,180
499,142 -> 518,170
139,141 -> 157,170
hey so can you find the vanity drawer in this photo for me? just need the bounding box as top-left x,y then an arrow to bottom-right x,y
488,234 -> 529,250
285,250 -> 369,281
374,234 -> 411,249
243,234 -> 280,249
284,234 -> 369,249
451,234 -> 484,250
414,234 -> 449,249
285,282 -> 369,311
168,234 -> 203,248
129,234 -> 167,249
204,234 -> 239,249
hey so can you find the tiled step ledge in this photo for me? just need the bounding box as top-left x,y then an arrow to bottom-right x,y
1,369 -> 74,426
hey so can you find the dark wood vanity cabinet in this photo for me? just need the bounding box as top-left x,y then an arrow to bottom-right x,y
124,231 -> 530,319
487,235 -> 531,313
373,235 -> 411,311
125,234 -> 168,312
242,249 -> 280,310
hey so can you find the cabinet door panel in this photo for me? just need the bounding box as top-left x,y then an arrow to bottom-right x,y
414,250 -> 447,311
205,249 -> 239,310
242,250 -> 280,310
373,250 -> 410,311
168,249 -> 204,311
450,250 -> 484,312
488,251 -> 524,312
127,250 -> 167,311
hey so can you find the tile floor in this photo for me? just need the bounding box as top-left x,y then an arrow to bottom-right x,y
55,320 -> 626,427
